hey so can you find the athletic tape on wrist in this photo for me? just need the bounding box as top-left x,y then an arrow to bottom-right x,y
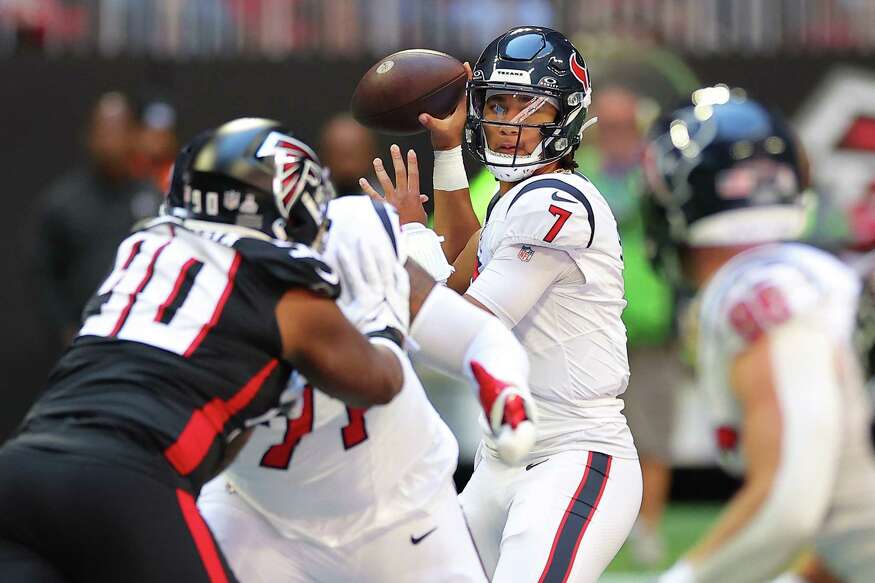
433,146 -> 469,191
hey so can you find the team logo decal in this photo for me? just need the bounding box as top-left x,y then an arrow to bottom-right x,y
239,193 -> 259,214
258,132 -> 324,217
223,189 -> 241,211
569,52 -> 590,92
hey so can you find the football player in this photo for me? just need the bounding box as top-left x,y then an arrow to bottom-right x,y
644,88 -> 875,583
364,26 -> 643,583
199,139 -> 540,582
0,119 -> 409,583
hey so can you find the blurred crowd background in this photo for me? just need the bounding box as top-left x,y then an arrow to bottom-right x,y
3,0 -> 875,577
4,0 -> 875,56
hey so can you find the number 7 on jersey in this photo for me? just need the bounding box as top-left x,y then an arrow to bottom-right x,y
544,204 -> 572,243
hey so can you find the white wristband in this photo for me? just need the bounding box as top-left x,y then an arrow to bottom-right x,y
433,146 -> 469,191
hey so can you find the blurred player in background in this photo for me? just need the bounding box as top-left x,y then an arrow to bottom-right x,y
135,98 -> 179,192
645,87 -> 875,583
0,119 -> 408,582
317,113 -> 378,195
31,91 -> 160,345
368,26 -> 642,582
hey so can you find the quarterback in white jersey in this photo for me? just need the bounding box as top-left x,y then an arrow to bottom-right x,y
646,89 -> 875,583
200,194 -> 540,583
370,25 -> 642,583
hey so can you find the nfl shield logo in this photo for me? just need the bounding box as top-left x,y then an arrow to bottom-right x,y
517,245 -> 534,262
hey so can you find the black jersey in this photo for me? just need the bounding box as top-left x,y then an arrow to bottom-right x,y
22,218 -> 339,490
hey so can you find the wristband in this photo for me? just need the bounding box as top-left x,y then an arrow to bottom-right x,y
433,146 -> 469,191
366,326 -> 405,350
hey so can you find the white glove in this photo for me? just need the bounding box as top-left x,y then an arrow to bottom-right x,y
469,360 -> 538,465
332,236 -> 410,338
400,223 -> 454,284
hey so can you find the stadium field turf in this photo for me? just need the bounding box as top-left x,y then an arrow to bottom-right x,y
601,503 -> 721,582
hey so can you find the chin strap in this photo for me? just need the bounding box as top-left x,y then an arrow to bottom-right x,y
485,160 -> 546,182
484,140 -> 548,182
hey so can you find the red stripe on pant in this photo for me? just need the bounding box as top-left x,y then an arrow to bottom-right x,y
176,489 -> 230,583
538,452 -> 612,583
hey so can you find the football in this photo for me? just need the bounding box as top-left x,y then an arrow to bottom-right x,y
351,49 -> 467,135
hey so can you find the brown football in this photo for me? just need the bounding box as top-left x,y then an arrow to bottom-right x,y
351,49 -> 466,135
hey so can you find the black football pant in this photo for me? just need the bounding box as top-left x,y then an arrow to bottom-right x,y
0,440 -> 239,583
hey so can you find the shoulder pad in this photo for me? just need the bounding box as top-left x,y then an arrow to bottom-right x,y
500,173 -> 599,250
700,254 -> 822,346
326,196 -> 404,262
233,237 -> 340,299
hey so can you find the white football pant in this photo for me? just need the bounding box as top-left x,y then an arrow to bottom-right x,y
459,448 -> 642,583
199,476 -> 488,583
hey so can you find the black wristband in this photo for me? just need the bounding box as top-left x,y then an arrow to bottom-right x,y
366,326 -> 404,349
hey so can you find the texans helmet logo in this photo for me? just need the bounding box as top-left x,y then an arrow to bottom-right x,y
569,52 -> 590,93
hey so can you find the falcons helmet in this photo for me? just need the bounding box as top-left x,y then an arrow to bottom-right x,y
164,118 -> 335,245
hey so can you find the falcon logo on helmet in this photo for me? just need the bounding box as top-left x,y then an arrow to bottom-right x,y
163,119 -> 335,246
465,26 -> 595,183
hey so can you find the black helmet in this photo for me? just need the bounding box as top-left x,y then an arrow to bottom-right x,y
164,118 -> 335,245
465,26 -> 594,183
643,86 -> 811,278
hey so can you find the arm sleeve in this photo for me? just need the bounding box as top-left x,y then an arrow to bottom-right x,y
409,284 -> 529,389
466,243 -> 575,328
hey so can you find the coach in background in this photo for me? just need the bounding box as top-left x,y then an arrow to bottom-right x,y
31,91 -> 160,345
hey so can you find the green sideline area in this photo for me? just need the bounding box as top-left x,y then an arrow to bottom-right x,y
601,504 -> 721,582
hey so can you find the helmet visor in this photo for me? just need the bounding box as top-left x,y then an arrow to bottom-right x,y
472,88 -> 561,127
470,87 -> 562,168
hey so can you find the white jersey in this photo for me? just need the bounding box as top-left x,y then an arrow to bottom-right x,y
698,243 -> 875,580
697,243 -> 867,465
467,171 -> 635,460
217,196 -> 458,547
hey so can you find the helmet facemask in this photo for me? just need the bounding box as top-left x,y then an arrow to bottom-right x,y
265,132 -> 337,246
466,83 -> 590,183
